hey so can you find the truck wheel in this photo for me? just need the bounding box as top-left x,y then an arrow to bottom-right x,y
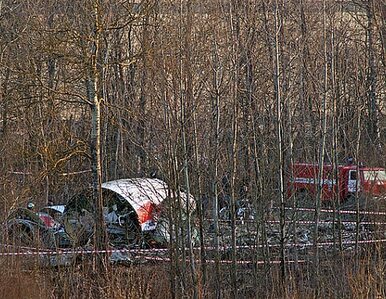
340,194 -> 368,222
294,189 -> 313,208
341,194 -> 366,210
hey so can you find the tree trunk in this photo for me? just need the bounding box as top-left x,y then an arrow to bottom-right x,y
366,0 -> 380,147
88,0 -> 107,265
273,0 -> 286,286
313,1 -> 328,294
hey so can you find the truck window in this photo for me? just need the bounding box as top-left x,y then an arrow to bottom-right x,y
363,170 -> 386,181
350,171 -> 357,180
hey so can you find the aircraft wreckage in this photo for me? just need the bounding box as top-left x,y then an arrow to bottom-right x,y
5,178 -> 197,250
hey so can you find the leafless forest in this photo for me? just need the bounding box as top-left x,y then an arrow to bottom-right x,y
0,0 -> 385,298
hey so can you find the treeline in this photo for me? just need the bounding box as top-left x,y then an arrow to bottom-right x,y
1,0 -> 384,208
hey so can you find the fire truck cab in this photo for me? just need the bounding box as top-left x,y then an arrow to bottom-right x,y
288,163 -> 386,202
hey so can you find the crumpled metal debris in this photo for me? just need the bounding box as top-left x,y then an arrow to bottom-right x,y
5,208 -> 57,248
62,178 -> 197,250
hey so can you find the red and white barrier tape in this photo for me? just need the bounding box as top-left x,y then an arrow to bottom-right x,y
267,220 -> 386,225
141,255 -> 308,265
202,238 -> 386,252
0,238 -> 385,257
0,244 -> 171,257
211,219 -> 386,225
283,207 -> 386,216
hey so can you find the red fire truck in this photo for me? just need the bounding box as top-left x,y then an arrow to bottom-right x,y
288,163 -> 386,202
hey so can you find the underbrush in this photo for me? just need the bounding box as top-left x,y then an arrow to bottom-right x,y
0,248 -> 384,299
